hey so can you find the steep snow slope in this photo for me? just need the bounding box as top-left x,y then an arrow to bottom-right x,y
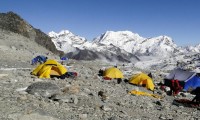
92,31 -> 145,53
49,30 -> 87,53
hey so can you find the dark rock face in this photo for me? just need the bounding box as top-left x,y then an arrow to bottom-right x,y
0,11 -> 31,38
26,82 -> 60,98
65,49 -> 139,63
66,49 -> 99,61
0,11 -> 63,55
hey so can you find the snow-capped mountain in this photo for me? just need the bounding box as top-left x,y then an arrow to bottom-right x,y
137,36 -> 178,55
48,30 -> 199,62
91,31 -> 178,56
49,30 -> 87,53
92,31 -> 145,53
49,30 -> 179,55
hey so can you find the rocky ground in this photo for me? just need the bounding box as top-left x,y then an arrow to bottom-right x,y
0,30 -> 199,120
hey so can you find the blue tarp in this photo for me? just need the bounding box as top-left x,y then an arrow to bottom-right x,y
31,55 -> 48,65
60,57 -> 68,61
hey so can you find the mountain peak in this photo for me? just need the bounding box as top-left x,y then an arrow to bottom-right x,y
49,30 -> 87,53
59,30 -> 71,35
93,30 -> 144,47
101,30 -> 144,40
49,30 -> 72,38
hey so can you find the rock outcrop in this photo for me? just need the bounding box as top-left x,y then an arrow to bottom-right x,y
0,11 -> 63,55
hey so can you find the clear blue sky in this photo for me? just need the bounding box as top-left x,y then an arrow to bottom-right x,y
0,0 -> 200,46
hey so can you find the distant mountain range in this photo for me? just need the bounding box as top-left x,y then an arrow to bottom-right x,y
0,11 -> 199,63
49,30 -> 200,62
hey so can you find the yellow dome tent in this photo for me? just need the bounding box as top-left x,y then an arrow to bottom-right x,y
31,59 -> 67,78
129,73 -> 154,91
103,67 -> 124,79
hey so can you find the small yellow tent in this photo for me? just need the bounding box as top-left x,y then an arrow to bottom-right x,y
31,59 -> 67,78
129,73 -> 154,91
103,67 -> 124,79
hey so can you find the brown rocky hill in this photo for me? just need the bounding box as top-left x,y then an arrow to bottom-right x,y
0,11 -> 63,55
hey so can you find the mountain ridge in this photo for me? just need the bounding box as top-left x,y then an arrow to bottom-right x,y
49,29 -> 200,62
0,11 -> 63,55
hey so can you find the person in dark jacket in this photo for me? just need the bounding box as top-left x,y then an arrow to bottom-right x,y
148,72 -> 153,78
98,69 -> 104,76
191,87 -> 200,104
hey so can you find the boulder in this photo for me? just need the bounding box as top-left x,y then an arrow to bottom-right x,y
26,82 -> 60,98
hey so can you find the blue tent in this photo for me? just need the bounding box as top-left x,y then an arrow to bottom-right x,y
164,68 -> 200,91
184,76 -> 200,91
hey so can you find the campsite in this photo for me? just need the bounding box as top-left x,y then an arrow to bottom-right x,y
0,30 -> 199,119
0,11 -> 200,120
0,43 -> 200,120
